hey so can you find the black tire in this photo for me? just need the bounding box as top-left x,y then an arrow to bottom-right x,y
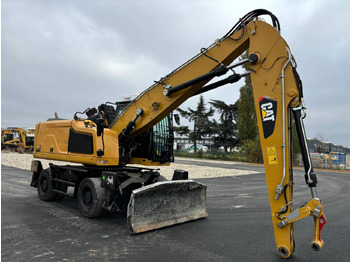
38,168 -> 57,201
78,178 -> 105,218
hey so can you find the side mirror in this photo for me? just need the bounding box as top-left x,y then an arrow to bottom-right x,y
86,108 -> 97,118
174,114 -> 180,125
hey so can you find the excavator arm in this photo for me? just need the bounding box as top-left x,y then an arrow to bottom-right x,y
110,9 -> 325,258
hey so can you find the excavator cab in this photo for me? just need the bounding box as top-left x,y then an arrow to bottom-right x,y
81,100 -> 175,165
129,114 -> 174,164
115,100 -> 174,164
4,133 -> 13,141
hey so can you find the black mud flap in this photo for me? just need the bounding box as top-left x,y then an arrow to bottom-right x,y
127,180 -> 208,234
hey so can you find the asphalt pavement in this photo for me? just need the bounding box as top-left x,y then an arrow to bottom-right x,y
2,161 -> 350,262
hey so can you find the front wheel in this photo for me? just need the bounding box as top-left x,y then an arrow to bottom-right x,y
78,178 -> 105,218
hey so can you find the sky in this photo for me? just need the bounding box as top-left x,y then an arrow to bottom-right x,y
2,0 -> 350,147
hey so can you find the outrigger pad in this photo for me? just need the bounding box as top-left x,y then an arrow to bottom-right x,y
127,180 -> 208,234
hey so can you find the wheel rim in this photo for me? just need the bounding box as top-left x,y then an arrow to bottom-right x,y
41,178 -> 48,191
82,188 -> 92,208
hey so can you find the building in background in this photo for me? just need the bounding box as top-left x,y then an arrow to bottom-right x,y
175,136 -> 350,170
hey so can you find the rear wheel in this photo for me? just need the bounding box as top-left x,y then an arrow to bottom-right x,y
38,168 -> 57,201
78,178 -> 105,218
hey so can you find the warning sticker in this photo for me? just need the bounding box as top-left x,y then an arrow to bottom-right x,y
267,146 -> 277,165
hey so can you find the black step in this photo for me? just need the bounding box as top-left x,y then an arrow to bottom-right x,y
52,189 -> 74,197
52,178 -> 76,186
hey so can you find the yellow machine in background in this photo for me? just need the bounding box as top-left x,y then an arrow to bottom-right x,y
2,128 -> 21,150
1,128 -> 35,153
30,9 -> 325,258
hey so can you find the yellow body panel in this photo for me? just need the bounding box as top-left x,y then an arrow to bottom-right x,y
34,120 -> 120,166
34,120 -> 71,154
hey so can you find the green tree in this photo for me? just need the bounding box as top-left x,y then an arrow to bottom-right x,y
236,51 -> 262,162
176,95 -> 214,153
209,99 -> 239,154
173,126 -> 190,137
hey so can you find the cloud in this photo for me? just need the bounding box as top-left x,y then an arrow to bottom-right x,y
2,1 -> 171,119
2,0 -> 350,147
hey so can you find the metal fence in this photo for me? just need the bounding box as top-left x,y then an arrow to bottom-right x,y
296,152 -> 350,170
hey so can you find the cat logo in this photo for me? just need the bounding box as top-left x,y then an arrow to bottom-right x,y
259,96 -> 277,139
261,103 -> 275,122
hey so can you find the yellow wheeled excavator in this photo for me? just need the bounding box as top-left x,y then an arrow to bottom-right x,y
2,128 -> 35,153
30,9 -> 325,258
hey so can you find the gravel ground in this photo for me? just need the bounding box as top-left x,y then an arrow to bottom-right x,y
1,152 -> 258,179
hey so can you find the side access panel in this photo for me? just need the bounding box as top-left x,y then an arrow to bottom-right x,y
127,180 -> 207,233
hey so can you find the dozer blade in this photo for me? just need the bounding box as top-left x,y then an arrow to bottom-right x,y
127,180 -> 208,234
